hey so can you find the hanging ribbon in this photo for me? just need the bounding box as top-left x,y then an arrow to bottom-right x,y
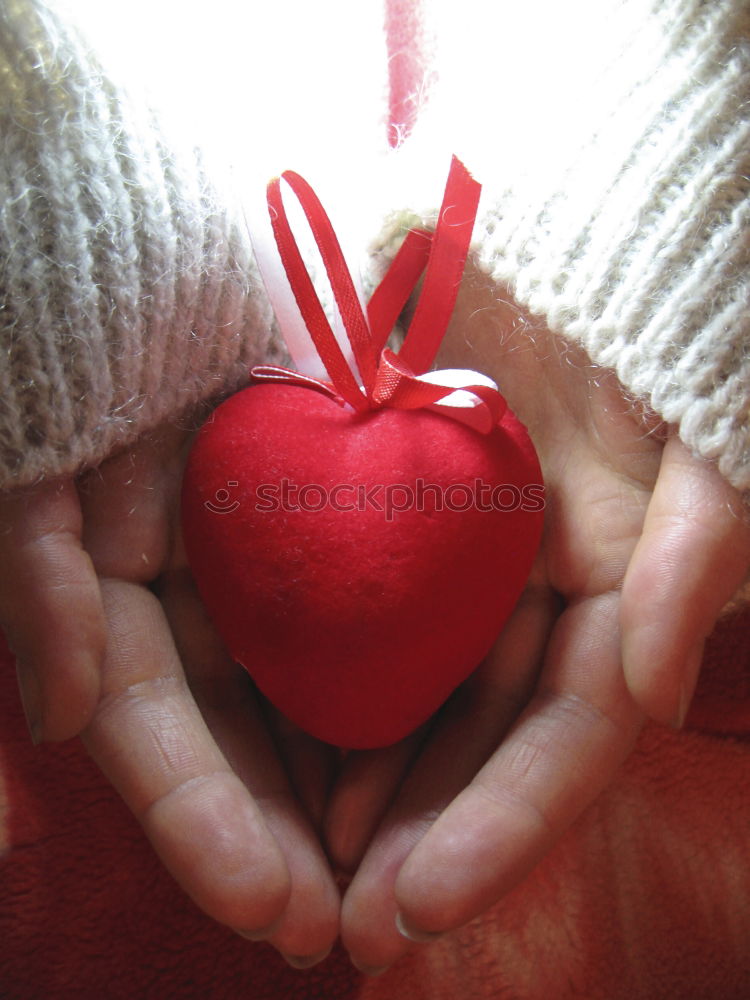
250,155 -> 507,433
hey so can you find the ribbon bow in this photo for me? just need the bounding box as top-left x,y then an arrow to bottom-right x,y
250,156 -> 507,434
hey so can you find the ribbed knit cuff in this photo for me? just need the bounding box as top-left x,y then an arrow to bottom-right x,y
0,0 -> 279,490
381,0 -> 750,490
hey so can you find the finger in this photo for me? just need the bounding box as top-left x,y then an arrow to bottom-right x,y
340,584 -> 559,972
390,594 -> 642,950
81,578 -> 292,937
263,703 -> 341,835
621,436 -> 750,727
225,710 -> 341,967
328,579 -> 559,878
324,728 -> 427,877
77,426 -> 187,583
0,479 -> 104,741
159,564 -> 340,965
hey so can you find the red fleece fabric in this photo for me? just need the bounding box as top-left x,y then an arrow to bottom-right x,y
384,0 -> 435,147
2,614 -> 750,998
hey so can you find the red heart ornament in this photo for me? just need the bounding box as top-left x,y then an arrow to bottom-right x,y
181,157 -> 544,747
181,382 -> 543,748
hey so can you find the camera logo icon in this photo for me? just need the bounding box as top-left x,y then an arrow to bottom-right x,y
204,481 -> 240,514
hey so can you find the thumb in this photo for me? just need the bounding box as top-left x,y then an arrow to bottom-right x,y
0,478 -> 104,742
620,436 -> 750,727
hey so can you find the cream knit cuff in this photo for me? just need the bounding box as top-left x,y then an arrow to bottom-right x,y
3,0 -> 749,496
0,0 -> 278,490
382,0 -> 750,491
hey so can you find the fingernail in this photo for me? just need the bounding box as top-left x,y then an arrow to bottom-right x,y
236,926 -> 274,943
674,674 -> 696,730
15,660 -> 42,745
395,912 -> 443,944
281,947 -> 332,970
235,913 -> 285,942
350,957 -> 390,977
673,644 -> 704,729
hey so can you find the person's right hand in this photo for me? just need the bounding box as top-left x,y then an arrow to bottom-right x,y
0,423 -> 341,968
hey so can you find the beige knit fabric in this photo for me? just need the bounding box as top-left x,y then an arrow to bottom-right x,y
0,0 -> 277,489
1,0 -> 749,492
383,0 -> 750,490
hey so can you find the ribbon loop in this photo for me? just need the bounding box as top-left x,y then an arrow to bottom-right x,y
252,157 -> 508,433
366,227 -> 432,354
266,176 -> 370,412
396,156 -> 481,374
272,171 -> 378,392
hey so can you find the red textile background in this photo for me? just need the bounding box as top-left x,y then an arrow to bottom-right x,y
2,611 -> 750,999
384,0 -> 436,147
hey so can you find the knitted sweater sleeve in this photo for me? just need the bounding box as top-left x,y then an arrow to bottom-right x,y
380,0 -> 750,491
0,0 -> 279,490
2,0 -> 749,495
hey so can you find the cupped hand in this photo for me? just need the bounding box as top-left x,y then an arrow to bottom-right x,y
2,276 -> 748,977
327,271 -> 750,973
0,421 -> 340,967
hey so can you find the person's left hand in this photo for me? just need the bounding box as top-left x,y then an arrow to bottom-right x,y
325,274 -> 750,974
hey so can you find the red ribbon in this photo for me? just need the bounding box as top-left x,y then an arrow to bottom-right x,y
251,156 -> 507,431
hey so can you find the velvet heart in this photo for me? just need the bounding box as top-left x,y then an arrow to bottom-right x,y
181,383 -> 544,748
